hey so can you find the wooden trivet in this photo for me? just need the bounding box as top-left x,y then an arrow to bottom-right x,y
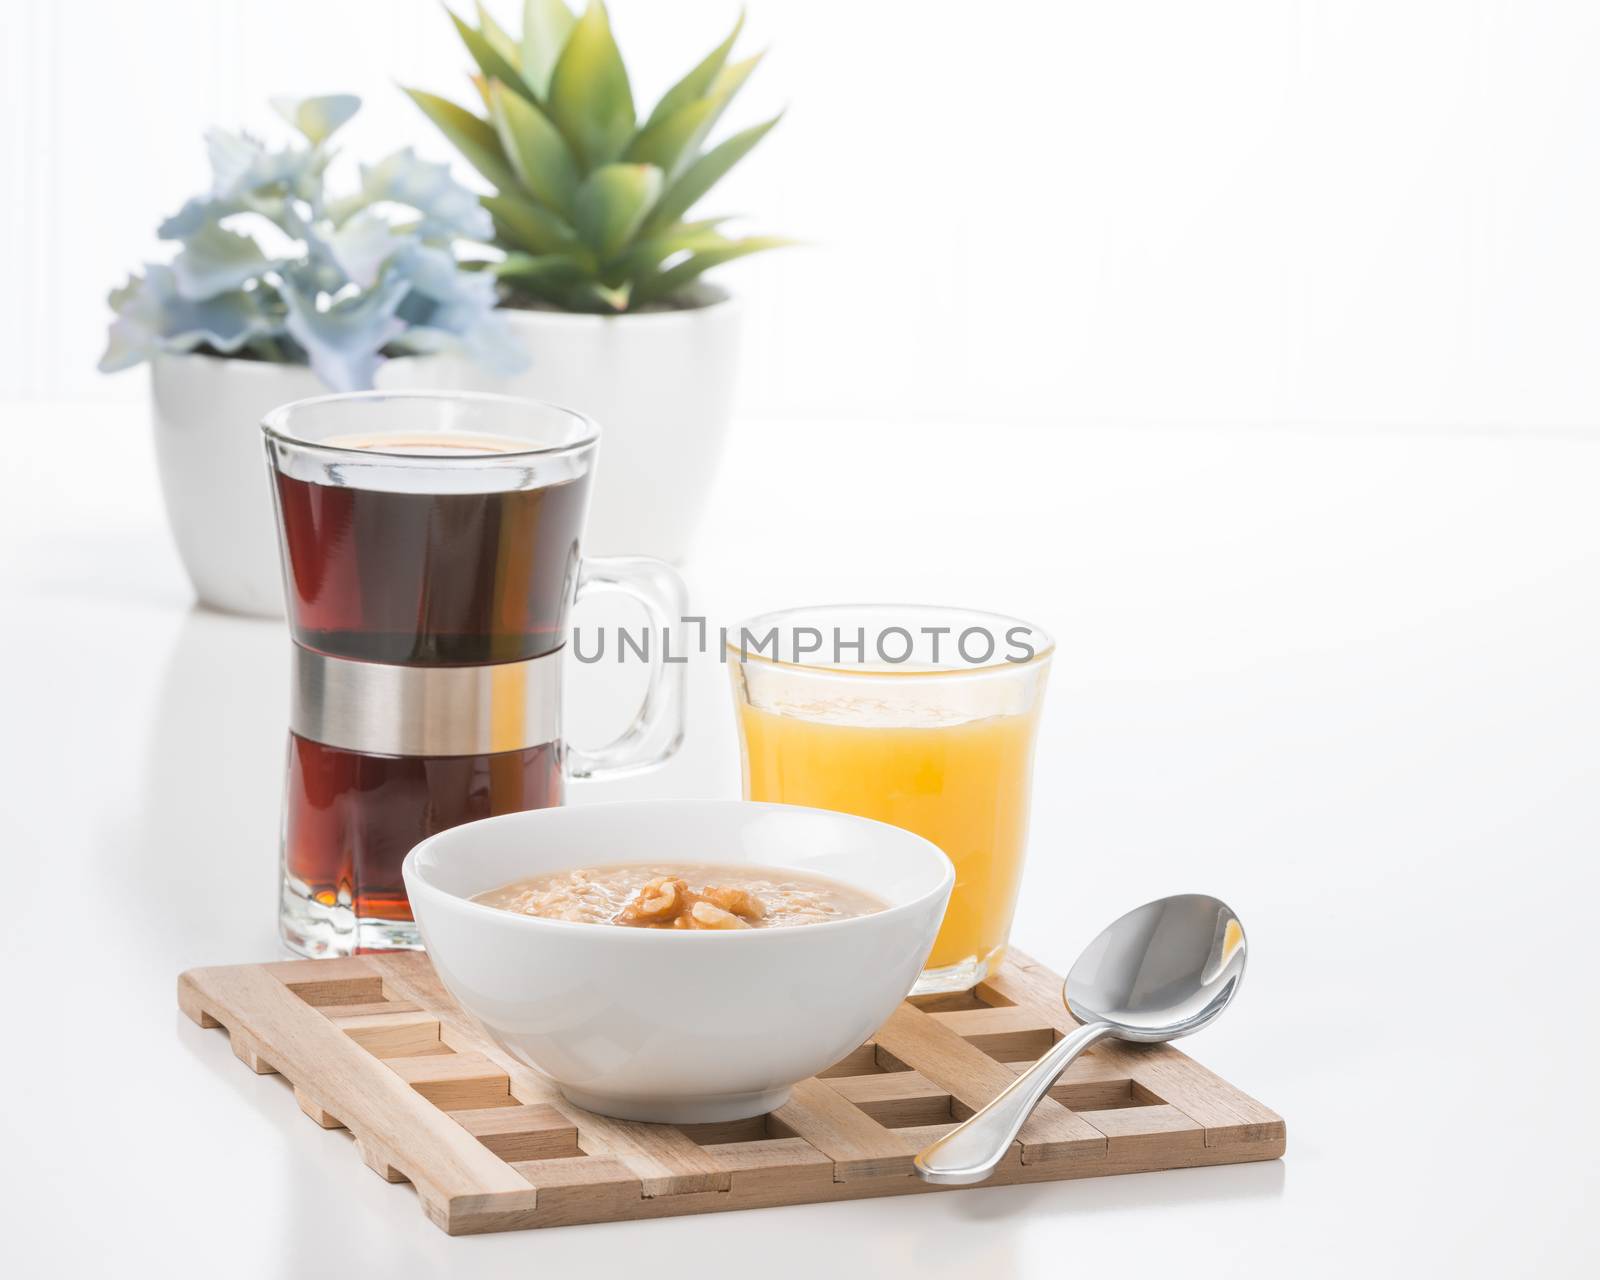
179,949 -> 1284,1233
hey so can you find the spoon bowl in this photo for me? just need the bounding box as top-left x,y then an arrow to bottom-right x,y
914,893 -> 1247,1185
1065,893 -> 1246,1041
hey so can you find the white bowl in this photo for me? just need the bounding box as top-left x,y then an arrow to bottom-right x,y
403,799 -> 953,1123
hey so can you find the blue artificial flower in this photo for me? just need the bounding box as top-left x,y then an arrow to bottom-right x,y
205,129 -> 317,203
98,265 -> 275,371
100,98 -> 529,390
171,221 -> 274,300
281,271 -> 409,393
322,210 -> 406,290
357,148 -> 494,242
387,243 -> 528,376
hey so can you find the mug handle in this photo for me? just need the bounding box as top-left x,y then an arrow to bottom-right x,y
564,556 -> 689,780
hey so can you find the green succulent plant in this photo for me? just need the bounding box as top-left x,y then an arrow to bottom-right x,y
405,1 -> 787,313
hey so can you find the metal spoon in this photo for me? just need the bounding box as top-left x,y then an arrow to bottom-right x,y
913,893 -> 1247,1185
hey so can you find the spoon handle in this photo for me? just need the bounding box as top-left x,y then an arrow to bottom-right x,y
913,1020 -> 1115,1185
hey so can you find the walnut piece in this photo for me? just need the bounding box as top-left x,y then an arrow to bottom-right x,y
611,877 -> 768,929
702,885 -> 767,920
689,900 -> 751,929
613,877 -> 687,926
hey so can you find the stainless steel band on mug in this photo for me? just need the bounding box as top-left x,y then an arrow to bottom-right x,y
290,645 -> 563,757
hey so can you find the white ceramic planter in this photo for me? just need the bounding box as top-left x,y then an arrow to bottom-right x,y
150,352 -> 324,618
418,288 -> 741,562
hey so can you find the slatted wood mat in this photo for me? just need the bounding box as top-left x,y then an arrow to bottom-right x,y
178,949 -> 1284,1234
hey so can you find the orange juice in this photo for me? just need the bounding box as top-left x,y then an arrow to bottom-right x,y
737,700 -> 1042,975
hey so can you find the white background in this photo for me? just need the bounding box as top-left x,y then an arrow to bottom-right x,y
2,3 -> 1598,1277
8,0 -> 1600,430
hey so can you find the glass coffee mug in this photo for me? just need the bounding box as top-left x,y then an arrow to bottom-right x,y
264,391 -> 686,956
729,605 -> 1052,994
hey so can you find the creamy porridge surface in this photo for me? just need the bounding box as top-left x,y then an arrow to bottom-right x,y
472,863 -> 886,930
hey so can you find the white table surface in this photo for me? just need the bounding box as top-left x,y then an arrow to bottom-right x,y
2,404 -> 1596,1277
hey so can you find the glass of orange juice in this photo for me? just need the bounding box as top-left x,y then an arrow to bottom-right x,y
728,605 -> 1053,993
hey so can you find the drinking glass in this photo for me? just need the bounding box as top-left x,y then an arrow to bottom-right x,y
728,605 -> 1053,993
264,391 -> 686,956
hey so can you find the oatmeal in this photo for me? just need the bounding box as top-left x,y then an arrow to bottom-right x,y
472,863 -> 886,929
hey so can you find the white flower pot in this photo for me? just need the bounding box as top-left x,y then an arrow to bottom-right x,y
409,288 -> 741,562
150,353 -> 324,618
